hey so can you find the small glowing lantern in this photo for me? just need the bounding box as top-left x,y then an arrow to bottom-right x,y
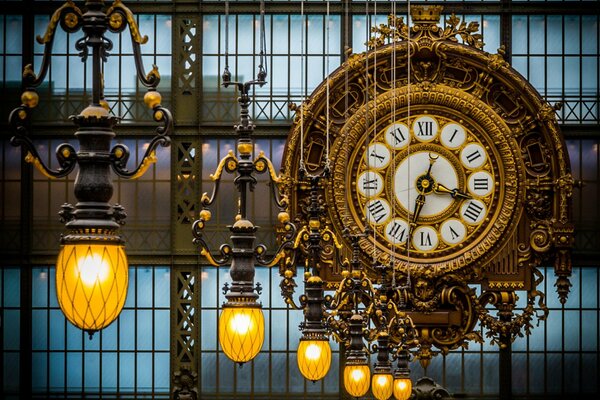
297,339 -> 332,381
219,305 -> 264,363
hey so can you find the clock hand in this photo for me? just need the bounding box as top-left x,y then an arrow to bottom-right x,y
433,182 -> 472,200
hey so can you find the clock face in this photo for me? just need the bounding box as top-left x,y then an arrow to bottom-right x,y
354,114 -> 497,258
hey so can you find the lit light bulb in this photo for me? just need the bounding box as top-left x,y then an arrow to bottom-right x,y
77,252 -> 110,286
297,339 -> 332,381
230,312 -> 252,334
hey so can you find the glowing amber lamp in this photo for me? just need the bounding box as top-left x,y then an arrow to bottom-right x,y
56,243 -> 128,334
393,377 -> 413,400
297,339 -> 332,381
372,373 -> 394,400
219,306 -> 264,363
344,364 -> 371,397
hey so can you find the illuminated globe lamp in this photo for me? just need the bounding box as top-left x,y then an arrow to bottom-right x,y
9,1 -> 172,338
297,274 -> 331,381
218,218 -> 265,364
343,314 -> 371,398
371,332 -> 394,400
393,350 -> 413,400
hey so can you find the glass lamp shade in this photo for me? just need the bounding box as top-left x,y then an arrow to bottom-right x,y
219,306 -> 264,363
343,364 -> 371,397
56,243 -> 128,333
297,339 -> 332,381
372,373 -> 394,400
393,377 -> 413,400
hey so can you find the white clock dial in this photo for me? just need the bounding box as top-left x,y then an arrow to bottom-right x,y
460,199 -> 487,225
460,143 -> 487,169
394,152 -> 458,218
412,225 -> 439,251
468,170 -> 494,197
384,218 -> 409,244
384,123 -> 410,149
440,219 -> 467,245
366,142 -> 391,169
412,116 -> 439,142
366,198 -> 392,225
357,170 -> 384,198
440,123 -> 467,149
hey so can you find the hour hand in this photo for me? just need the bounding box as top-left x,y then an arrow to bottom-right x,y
434,183 -> 472,200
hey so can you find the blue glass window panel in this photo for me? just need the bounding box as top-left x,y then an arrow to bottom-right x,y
512,353 -> 527,394
218,269 -> 230,306
203,15 -> 218,54
200,267 -> 218,308
120,56 -> 137,92
237,357 -> 252,392
2,353 -> 19,391
154,268 -> 170,308
270,309 -> 287,350
66,352 -> 83,390
564,310 -> 580,350
262,310 -> 270,351
201,352 -> 217,392
66,322 -> 83,351
566,268 -> 581,308
3,309 -> 20,350
547,312 -> 563,351
426,351 -> 443,382
512,16 -> 527,55
155,309 -> 170,350
288,308 -> 303,346
482,15 -> 500,54
32,352 -> 48,392
5,56 -> 21,82
565,57 -> 581,95
546,352 -> 562,393
49,309 -> 65,350
581,354 -> 599,393
581,310 -> 597,351
529,56 -> 545,93
119,352 -> 135,391
512,330 -> 528,351
84,352 -> 100,390
32,309 -> 48,350
101,352 -> 118,391
32,268 -> 49,307
136,352 -> 153,390
290,15 -> 303,54
218,353 -> 235,391
124,268 -> 136,308
270,352 -> 287,392
529,353 -> 546,393
547,16 -> 563,55
49,352 -> 65,391
119,309 -> 136,350
201,310 -> 217,350
464,353 -> 480,393
581,268 -> 598,308
137,268 -> 153,308
547,56 -> 563,96
582,15 -> 598,55
155,352 -> 170,391
307,15 -> 325,54
101,320 -> 118,351
255,267 -> 270,307
529,15 -> 545,54
582,57 -> 598,95
445,353 -> 462,393
85,332 -> 100,351
546,270 -> 563,308
137,309 -> 153,350
483,353 -> 499,393
3,268 -> 20,307
564,15 -> 581,55
288,351 -> 304,392
49,267 -> 58,308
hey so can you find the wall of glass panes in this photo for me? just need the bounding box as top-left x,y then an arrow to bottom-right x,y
0,1 -> 599,399
30,266 -> 170,398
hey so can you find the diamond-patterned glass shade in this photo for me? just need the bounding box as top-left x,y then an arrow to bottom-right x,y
372,373 -> 394,400
297,339 -> 332,381
218,306 -> 264,363
343,364 -> 371,397
56,243 -> 128,332
393,377 -> 413,400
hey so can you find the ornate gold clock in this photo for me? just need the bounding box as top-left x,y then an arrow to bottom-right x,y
281,6 -> 574,360
335,92 -> 522,274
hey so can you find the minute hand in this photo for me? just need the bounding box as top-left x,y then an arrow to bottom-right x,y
433,182 -> 472,200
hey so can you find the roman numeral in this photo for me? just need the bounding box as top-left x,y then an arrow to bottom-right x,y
448,129 -> 459,143
466,150 -> 482,163
367,200 -> 387,223
362,178 -> 379,190
370,150 -> 385,162
419,231 -> 432,247
390,127 -> 406,144
463,202 -> 484,222
387,222 -> 406,242
416,121 -> 433,136
473,178 -> 489,191
449,226 -> 460,240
